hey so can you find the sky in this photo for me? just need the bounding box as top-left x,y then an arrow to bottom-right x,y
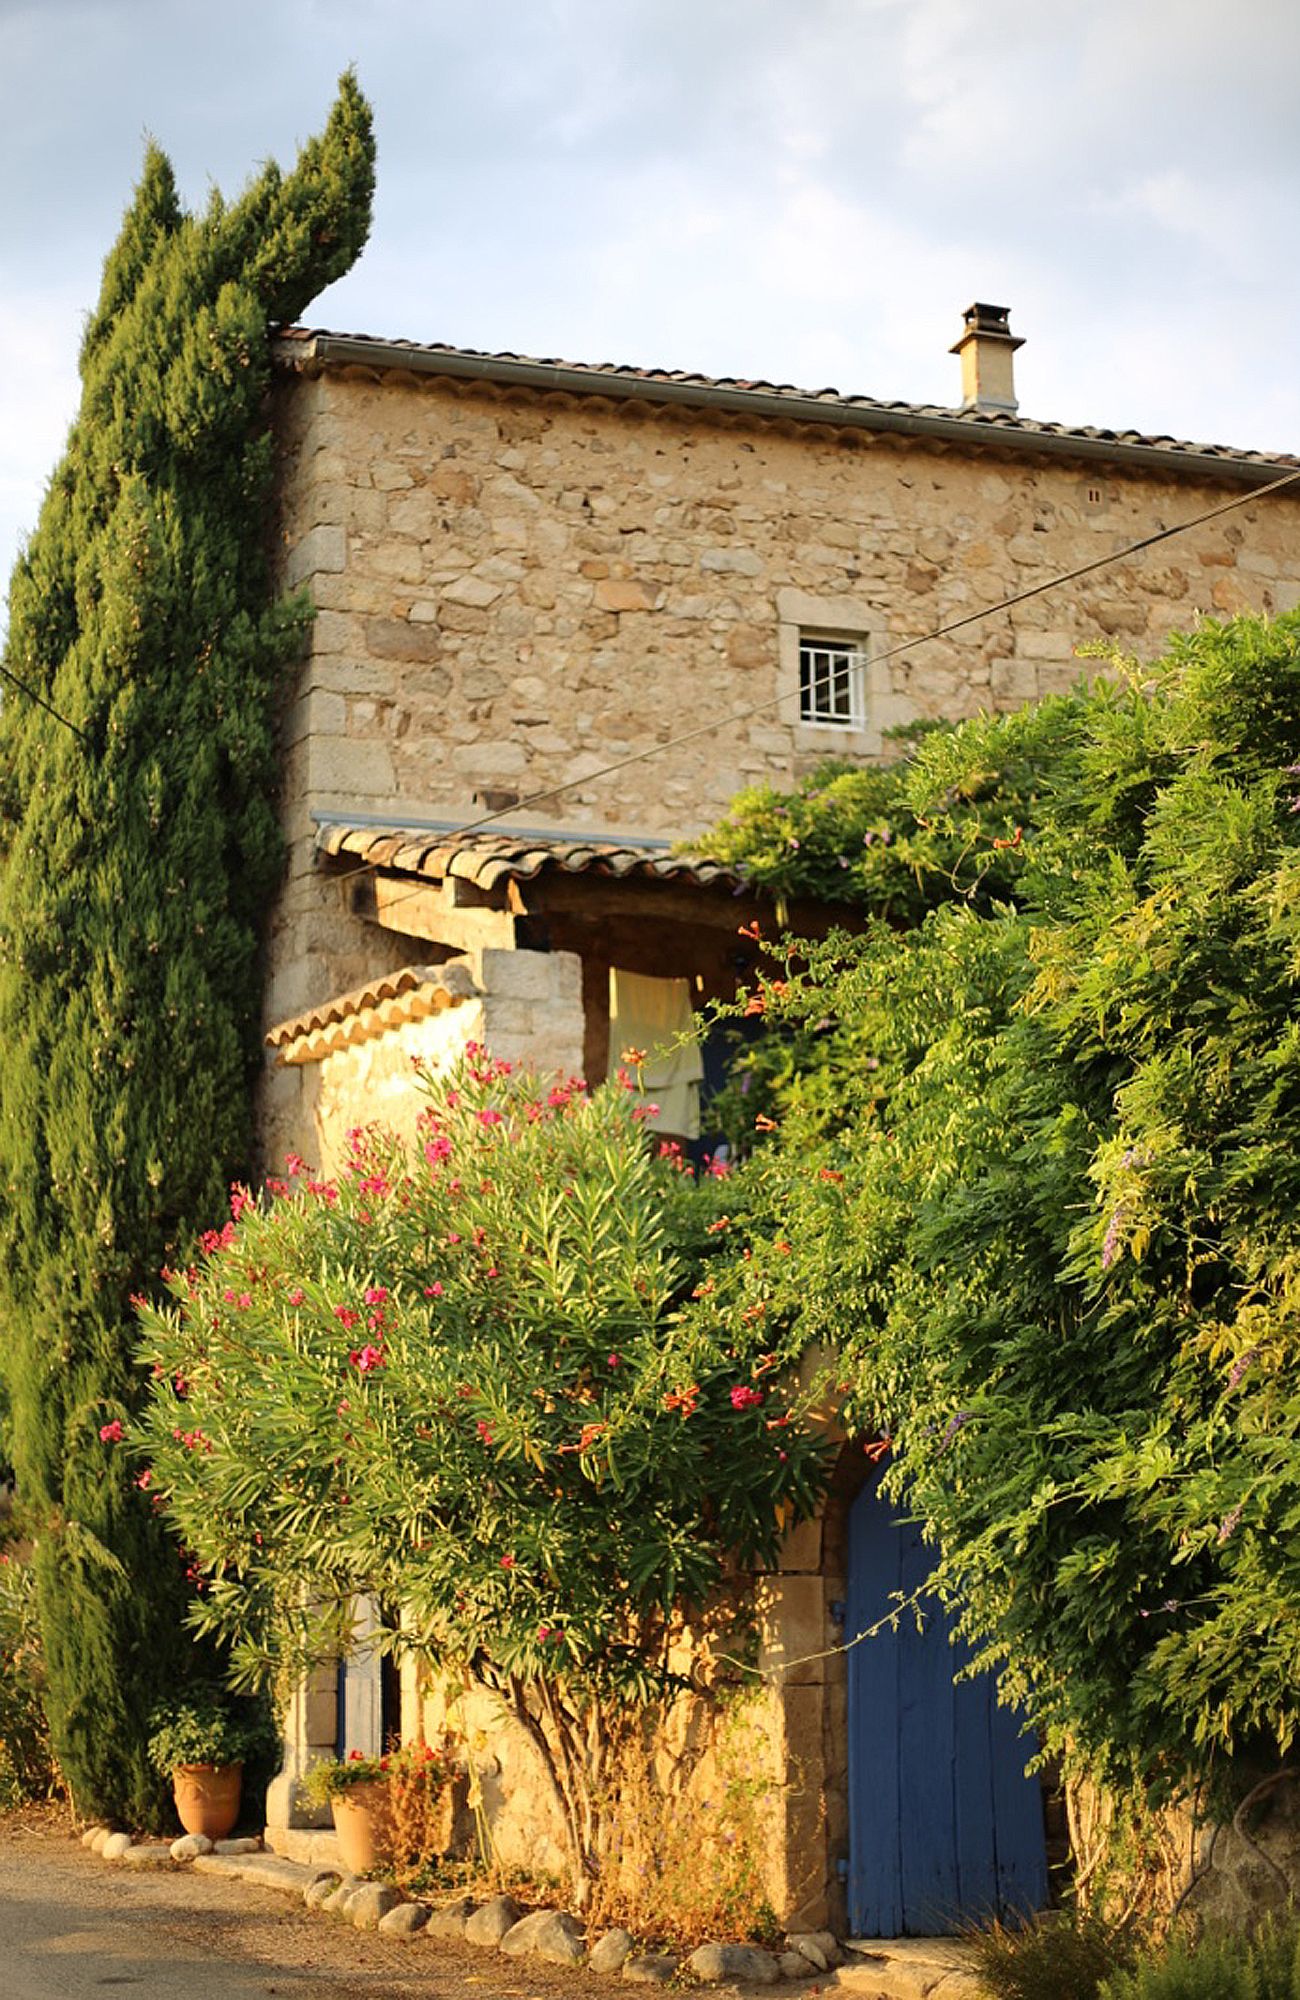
3,0 -> 1299,596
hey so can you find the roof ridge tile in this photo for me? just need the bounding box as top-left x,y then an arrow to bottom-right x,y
274,325 -> 1298,475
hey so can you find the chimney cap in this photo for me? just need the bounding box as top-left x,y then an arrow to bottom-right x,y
950,302 -> 1024,355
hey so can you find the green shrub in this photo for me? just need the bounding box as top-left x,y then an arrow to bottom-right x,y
303,1743 -> 456,1804
1101,1917 -> 1300,1998
0,1551 -> 57,1807
146,1688 -> 277,1773
970,1910 -> 1141,2000
701,615 -> 1300,1803
131,1059 -> 830,1894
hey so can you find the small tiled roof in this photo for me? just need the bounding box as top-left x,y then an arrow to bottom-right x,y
276,327 -> 1299,485
266,961 -> 478,1065
314,821 -> 748,895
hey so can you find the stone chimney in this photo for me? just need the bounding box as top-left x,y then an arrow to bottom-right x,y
950,302 -> 1023,415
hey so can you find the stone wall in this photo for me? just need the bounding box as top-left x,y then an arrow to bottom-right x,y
383,1481 -> 849,1933
1067,1766 -> 1300,1932
406,1594 -> 803,1929
263,946 -> 584,1175
258,361 -> 1300,1162
272,365 -> 1300,849
753,1502 -> 847,1931
1182,1771 -> 1300,1930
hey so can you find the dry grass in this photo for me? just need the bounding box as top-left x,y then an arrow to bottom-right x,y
966,1909 -> 1144,2000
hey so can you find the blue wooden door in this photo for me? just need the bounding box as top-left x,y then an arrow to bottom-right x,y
846,1478 -> 1047,1935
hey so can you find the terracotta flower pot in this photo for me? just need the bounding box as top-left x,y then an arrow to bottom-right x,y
172,1761 -> 243,1840
330,1780 -> 393,1875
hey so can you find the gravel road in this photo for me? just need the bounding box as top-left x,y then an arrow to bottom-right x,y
0,1811 -> 619,2000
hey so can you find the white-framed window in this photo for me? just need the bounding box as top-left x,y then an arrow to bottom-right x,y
798,634 -> 866,730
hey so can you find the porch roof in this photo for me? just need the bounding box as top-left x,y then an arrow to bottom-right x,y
266,960 -> 477,1065
313,820 -> 749,896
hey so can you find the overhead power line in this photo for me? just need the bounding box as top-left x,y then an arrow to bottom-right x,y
323,464 -> 1300,922
0,661 -> 90,743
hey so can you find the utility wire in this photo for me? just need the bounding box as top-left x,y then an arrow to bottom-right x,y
0,661 -> 90,744
322,464 -> 1300,921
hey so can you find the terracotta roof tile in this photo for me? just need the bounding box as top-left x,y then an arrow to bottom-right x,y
275,327 -> 1299,483
314,822 -> 748,895
266,961 -> 477,1065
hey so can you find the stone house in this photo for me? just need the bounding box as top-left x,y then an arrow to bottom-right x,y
257,304 -> 1300,1932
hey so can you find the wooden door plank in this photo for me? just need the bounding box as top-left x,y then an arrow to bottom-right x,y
897,1518 -> 959,1935
988,1691 -> 1049,1918
951,1636 -> 999,1923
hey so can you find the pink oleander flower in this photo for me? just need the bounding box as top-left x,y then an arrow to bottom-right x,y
288,1287 -> 305,1307
424,1283 -> 444,1298
230,1184 -> 253,1221
500,1553 -> 516,1569
333,1305 -> 359,1329
729,1384 -> 764,1412
99,1419 -> 123,1443
349,1344 -> 385,1374
364,1286 -> 389,1306
477,1108 -> 504,1127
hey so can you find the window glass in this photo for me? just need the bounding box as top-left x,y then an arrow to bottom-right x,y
799,637 -> 864,727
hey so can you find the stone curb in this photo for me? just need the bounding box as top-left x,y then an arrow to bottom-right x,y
80,1827 -> 979,1996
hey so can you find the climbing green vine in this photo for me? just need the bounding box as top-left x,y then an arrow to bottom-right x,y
709,615 -> 1300,1806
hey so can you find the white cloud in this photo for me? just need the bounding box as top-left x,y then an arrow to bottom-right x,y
4,0 -> 1300,639
0,288 -> 81,586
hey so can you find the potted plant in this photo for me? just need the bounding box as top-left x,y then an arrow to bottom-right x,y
304,1741 -> 460,1877
147,1689 -> 277,1840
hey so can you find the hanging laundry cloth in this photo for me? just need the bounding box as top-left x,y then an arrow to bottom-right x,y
607,968 -> 704,1139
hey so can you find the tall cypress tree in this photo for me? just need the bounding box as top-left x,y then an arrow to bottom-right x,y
0,76 -> 374,1820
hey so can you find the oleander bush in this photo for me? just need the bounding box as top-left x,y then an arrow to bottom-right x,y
129,1057 -> 830,1895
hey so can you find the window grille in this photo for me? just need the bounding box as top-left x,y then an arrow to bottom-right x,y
799,637 -> 865,728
